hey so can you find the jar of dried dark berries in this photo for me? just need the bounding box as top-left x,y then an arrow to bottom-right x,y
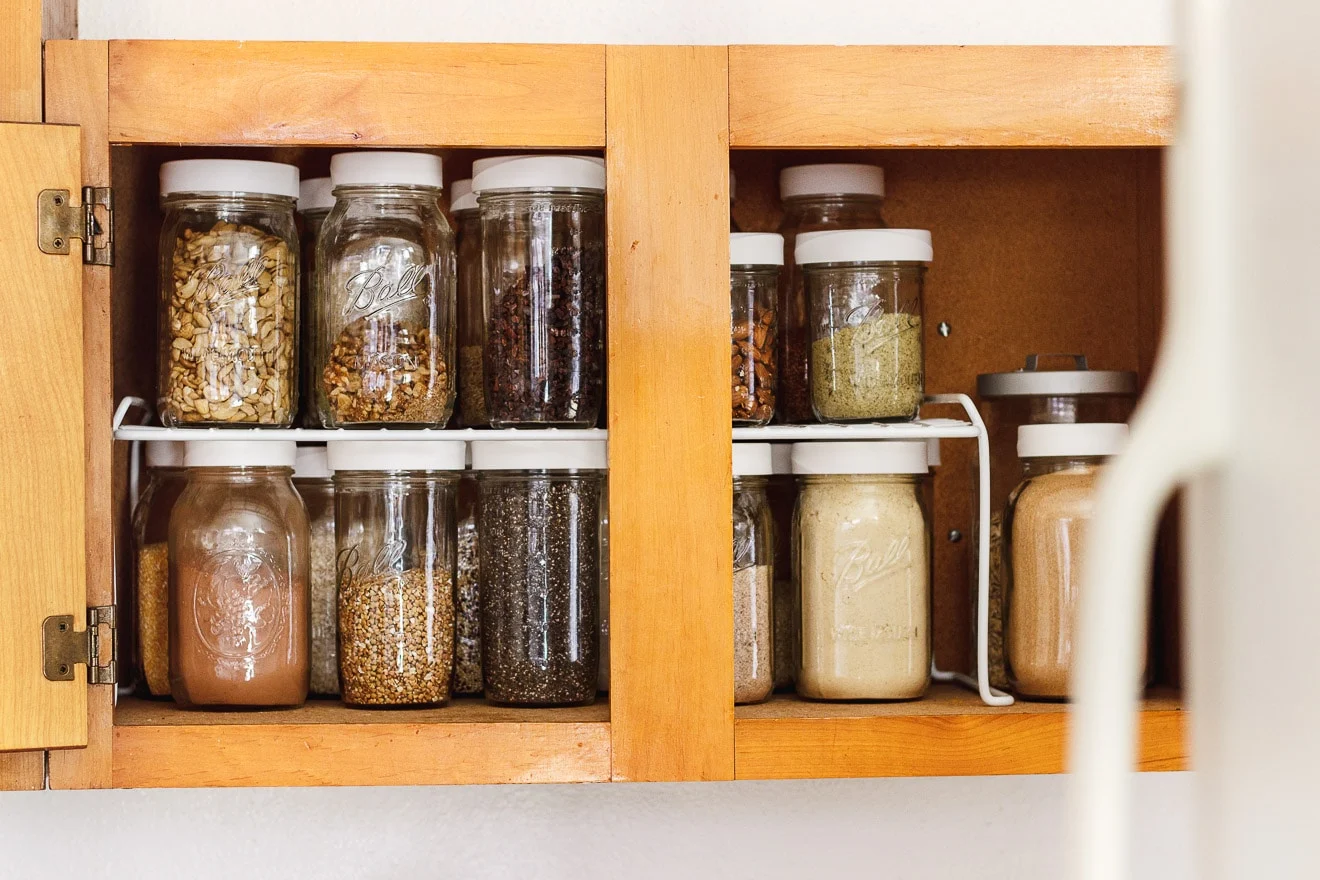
473,439 -> 606,706
451,179 -> 488,427
472,155 -> 605,428
316,152 -> 456,428
730,233 -> 782,426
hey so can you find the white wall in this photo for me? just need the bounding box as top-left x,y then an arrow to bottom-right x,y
0,3 -> 1187,878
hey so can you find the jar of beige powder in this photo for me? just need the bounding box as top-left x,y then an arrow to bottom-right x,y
1004,422 -> 1127,700
792,440 -> 932,701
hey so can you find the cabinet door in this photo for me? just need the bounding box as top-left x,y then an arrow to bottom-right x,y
0,121 -> 89,752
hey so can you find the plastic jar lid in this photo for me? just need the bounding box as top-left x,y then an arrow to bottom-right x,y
144,440 -> 185,469
791,440 -> 928,475
330,151 -> 444,189
978,354 -> 1138,397
326,439 -> 465,472
470,439 -> 607,471
472,155 -> 606,194
184,440 -> 298,469
780,163 -> 885,200
730,232 -> 784,267
298,177 -> 334,213
293,445 -> 331,480
796,228 -> 932,265
926,438 -> 941,468
733,443 -> 773,476
770,443 -> 792,476
450,178 -> 477,213
1017,423 -> 1129,458
160,159 -> 299,199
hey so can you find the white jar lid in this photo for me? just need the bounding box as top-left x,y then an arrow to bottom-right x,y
791,440 -> 928,475
326,439 -> 465,472
298,177 -> 334,213
780,163 -> 885,200
184,440 -> 297,469
926,438 -> 941,468
770,443 -> 792,475
733,443 -> 773,476
160,159 -> 299,199
795,228 -> 933,265
330,151 -> 444,189
1018,423 -> 1128,459
471,439 -> 607,471
472,155 -> 606,194
293,444 -> 331,480
450,178 -> 478,213
144,440 -> 185,469
730,232 -> 784,267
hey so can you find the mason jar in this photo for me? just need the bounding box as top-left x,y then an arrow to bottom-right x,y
1004,423 -> 1128,701
797,229 -> 931,423
454,471 -> 483,696
157,160 -> 300,427
473,155 -> 606,428
777,164 -> 886,423
473,439 -> 605,706
328,440 -> 464,708
169,441 -> 309,708
767,443 -> 797,691
297,178 -> 334,427
732,444 -> 774,704
132,441 -> 186,698
316,152 -> 456,427
292,444 -> 338,696
793,440 -> 932,700
451,179 -> 489,428
730,233 -> 782,427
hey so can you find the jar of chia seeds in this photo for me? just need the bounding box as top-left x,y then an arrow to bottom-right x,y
733,444 -> 774,704
797,229 -> 931,423
327,439 -> 464,708
472,439 -> 606,706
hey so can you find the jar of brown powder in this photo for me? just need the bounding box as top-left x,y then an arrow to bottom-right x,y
169,440 -> 309,708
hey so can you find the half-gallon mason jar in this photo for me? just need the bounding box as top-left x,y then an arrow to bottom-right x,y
452,179 -> 489,428
169,440 -> 309,708
473,439 -> 605,706
1004,423 -> 1128,700
777,164 -> 886,423
474,155 -> 606,427
733,444 -> 774,704
317,152 -> 456,427
292,444 -> 338,696
797,229 -> 931,423
132,441 -> 186,698
297,178 -> 334,427
328,440 -> 463,707
158,159 -> 300,427
730,233 -> 782,427
793,440 -> 932,700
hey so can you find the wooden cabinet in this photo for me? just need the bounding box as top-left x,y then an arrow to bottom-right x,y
0,40 -> 1184,790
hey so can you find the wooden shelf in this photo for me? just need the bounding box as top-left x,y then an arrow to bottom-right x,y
734,686 -> 1185,779
110,697 -> 611,788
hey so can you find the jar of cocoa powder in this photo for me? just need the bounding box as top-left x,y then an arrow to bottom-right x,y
169,440 -> 309,708
730,233 -> 782,426
473,155 -> 605,428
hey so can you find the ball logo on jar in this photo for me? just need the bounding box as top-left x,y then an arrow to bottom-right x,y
192,548 -> 287,661
335,538 -> 406,592
343,261 -> 431,319
830,537 -> 911,595
188,256 -> 266,303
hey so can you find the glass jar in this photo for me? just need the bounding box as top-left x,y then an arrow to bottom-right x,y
777,164 -> 886,423
1004,423 -> 1127,700
297,178 -> 333,427
473,440 -> 605,706
328,440 -> 463,707
169,441 -> 309,708
452,179 -> 489,428
730,233 -> 782,427
454,472 -> 483,695
132,441 -> 186,698
598,478 -> 611,692
474,155 -> 606,427
316,152 -> 456,427
767,443 -> 797,691
793,440 -> 932,700
157,160 -> 300,427
293,445 -> 337,696
733,445 -> 774,704
798,229 -> 931,423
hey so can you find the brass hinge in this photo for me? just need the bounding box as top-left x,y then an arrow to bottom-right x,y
37,186 -> 114,267
42,605 -> 117,685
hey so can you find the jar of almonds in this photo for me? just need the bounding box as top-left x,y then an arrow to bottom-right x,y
157,160 -> 300,427
730,233 -> 782,426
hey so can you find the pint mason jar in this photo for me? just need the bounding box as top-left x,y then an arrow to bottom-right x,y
732,444 -> 774,704
797,229 -> 931,423
132,441 -> 186,698
317,152 -> 456,427
297,177 -> 333,427
474,155 -> 606,428
157,159 -> 300,427
328,440 -> 463,708
730,233 -> 782,427
451,179 -> 489,427
169,440 -> 309,708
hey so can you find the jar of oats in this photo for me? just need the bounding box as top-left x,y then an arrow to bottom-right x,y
157,160 -> 300,427
316,152 -> 456,427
